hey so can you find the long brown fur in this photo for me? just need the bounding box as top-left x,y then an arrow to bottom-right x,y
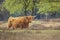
8,16 -> 35,29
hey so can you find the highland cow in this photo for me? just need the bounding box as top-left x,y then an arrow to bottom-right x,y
8,16 -> 35,29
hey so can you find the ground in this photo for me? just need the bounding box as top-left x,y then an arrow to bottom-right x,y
0,19 -> 60,40
0,30 -> 60,40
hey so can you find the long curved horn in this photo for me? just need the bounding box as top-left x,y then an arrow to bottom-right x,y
33,16 -> 36,18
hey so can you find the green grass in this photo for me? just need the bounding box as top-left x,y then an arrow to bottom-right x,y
0,30 -> 60,40
0,30 -> 60,33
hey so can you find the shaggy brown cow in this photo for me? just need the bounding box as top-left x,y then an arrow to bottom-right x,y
8,16 -> 35,29
12,17 -> 26,29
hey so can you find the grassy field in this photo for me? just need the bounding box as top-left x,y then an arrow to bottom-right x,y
0,19 -> 60,40
0,30 -> 60,40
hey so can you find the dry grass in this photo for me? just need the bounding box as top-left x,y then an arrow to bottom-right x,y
0,30 -> 60,40
30,19 -> 60,30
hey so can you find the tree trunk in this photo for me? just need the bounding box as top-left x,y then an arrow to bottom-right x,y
45,13 -> 48,21
24,3 -> 27,16
31,0 -> 36,16
32,7 -> 34,16
24,8 -> 27,16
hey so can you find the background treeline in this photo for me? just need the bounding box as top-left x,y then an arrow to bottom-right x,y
0,0 -> 60,20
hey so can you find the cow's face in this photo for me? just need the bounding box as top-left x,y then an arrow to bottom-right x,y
25,16 -> 35,23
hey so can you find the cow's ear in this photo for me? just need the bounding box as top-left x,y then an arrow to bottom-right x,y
25,16 -> 28,19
